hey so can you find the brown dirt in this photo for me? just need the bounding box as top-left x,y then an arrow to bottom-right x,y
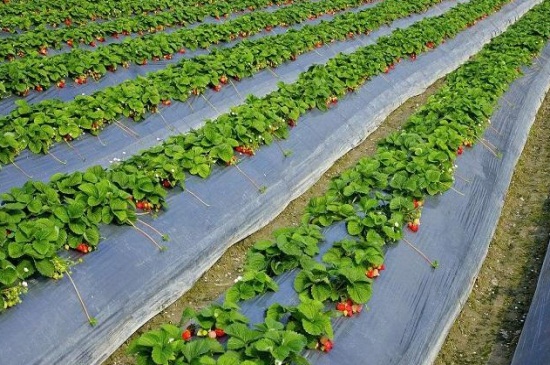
104,83 -> 550,365
103,80 -> 447,365
435,91 -> 550,364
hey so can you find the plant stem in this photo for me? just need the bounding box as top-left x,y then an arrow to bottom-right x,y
137,219 -> 165,238
185,188 -> 211,207
114,120 -> 140,139
201,94 -> 219,114
66,270 -> 97,326
455,172 -> 471,183
96,134 -> 107,146
230,79 -> 244,100
48,151 -> 67,165
402,238 -> 438,269
476,137 -> 500,157
234,164 -> 266,193
127,220 -> 165,251
64,139 -> 86,161
10,160 -> 32,178
442,182 -> 466,196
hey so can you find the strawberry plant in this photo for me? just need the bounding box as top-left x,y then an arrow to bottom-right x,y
127,2 -> 550,363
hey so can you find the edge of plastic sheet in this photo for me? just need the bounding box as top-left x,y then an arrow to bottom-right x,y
0,0 -> 543,364
511,235 -> 550,365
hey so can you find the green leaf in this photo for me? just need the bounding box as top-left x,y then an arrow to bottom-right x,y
347,282 -> 372,304
0,267 -> 18,285
35,259 -> 55,277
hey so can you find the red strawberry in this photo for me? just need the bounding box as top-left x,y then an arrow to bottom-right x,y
336,302 -> 346,311
140,59 -> 148,65
111,32 -> 119,39
214,328 -> 225,337
162,179 -> 171,188
208,330 -> 217,339
410,53 -> 417,61
219,75 -> 228,85
179,48 -> 186,54
96,36 -> 105,42
408,222 -> 419,232
182,329 -> 192,341
161,99 -> 171,106
76,243 -> 89,253
35,85 -> 43,92
66,39 -> 74,47
287,119 -> 296,127
39,47 -> 47,56
136,201 -> 145,210
457,146 -> 464,155
89,41 -> 96,47
366,267 -> 380,278
64,18 -> 72,26
212,84 -> 222,92
378,264 -> 386,271
413,199 -> 423,209
352,304 -> 363,313
163,54 -> 172,60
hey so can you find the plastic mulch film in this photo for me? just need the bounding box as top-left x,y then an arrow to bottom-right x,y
0,1 -> 380,115
0,0 -> 457,194
238,41 -> 550,364
0,0 -> 543,364
511,237 -> 550,365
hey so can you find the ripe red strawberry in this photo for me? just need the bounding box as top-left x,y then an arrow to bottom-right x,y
39,47 -> 47,56
413,199 -> 423,209
377,264 -> 386,271
140,59 -> 148,65
219,75 -> 228,85
162,99 -> 171,106
182,329 -> 192,341
265,25 -> 273,32
383,66 -> 390,74
319,337 -> 333,352
96,36 -> 105,43
426,41 -> 435,49
66,39 -> 74,47
162,179 -> 171,188
214,328 -> 225,337
136,201 -> 145,210
163,54 -> 172,60
76,243 -> 89,253
212,84 -> 222,92
179,48 -> 186,54
35,85 -> 43,92
64,18 -> 72,26
410,53 -> 417,61
89,41 -> 96,47
152,56 -> 161,61
407,222 -> 419,232
366,267 -> 380,279
112,32 -> 119,39
336,302 -> 346,311
287,119 -> 296,127
457,146 -> 464,155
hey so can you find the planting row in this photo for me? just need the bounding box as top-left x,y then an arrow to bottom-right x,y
0,0 -> 519,314
0,0 -> 374,98
0,0 -> 234,31
127,2 -> 550,364
0,0 -> 445,170
0,0 -> 304,60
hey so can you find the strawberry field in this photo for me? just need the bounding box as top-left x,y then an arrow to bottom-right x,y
0,0 -> 549,364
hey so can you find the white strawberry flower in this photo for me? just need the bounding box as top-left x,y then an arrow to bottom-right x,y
22,281 -> 28,288
23,268 -> 29,273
